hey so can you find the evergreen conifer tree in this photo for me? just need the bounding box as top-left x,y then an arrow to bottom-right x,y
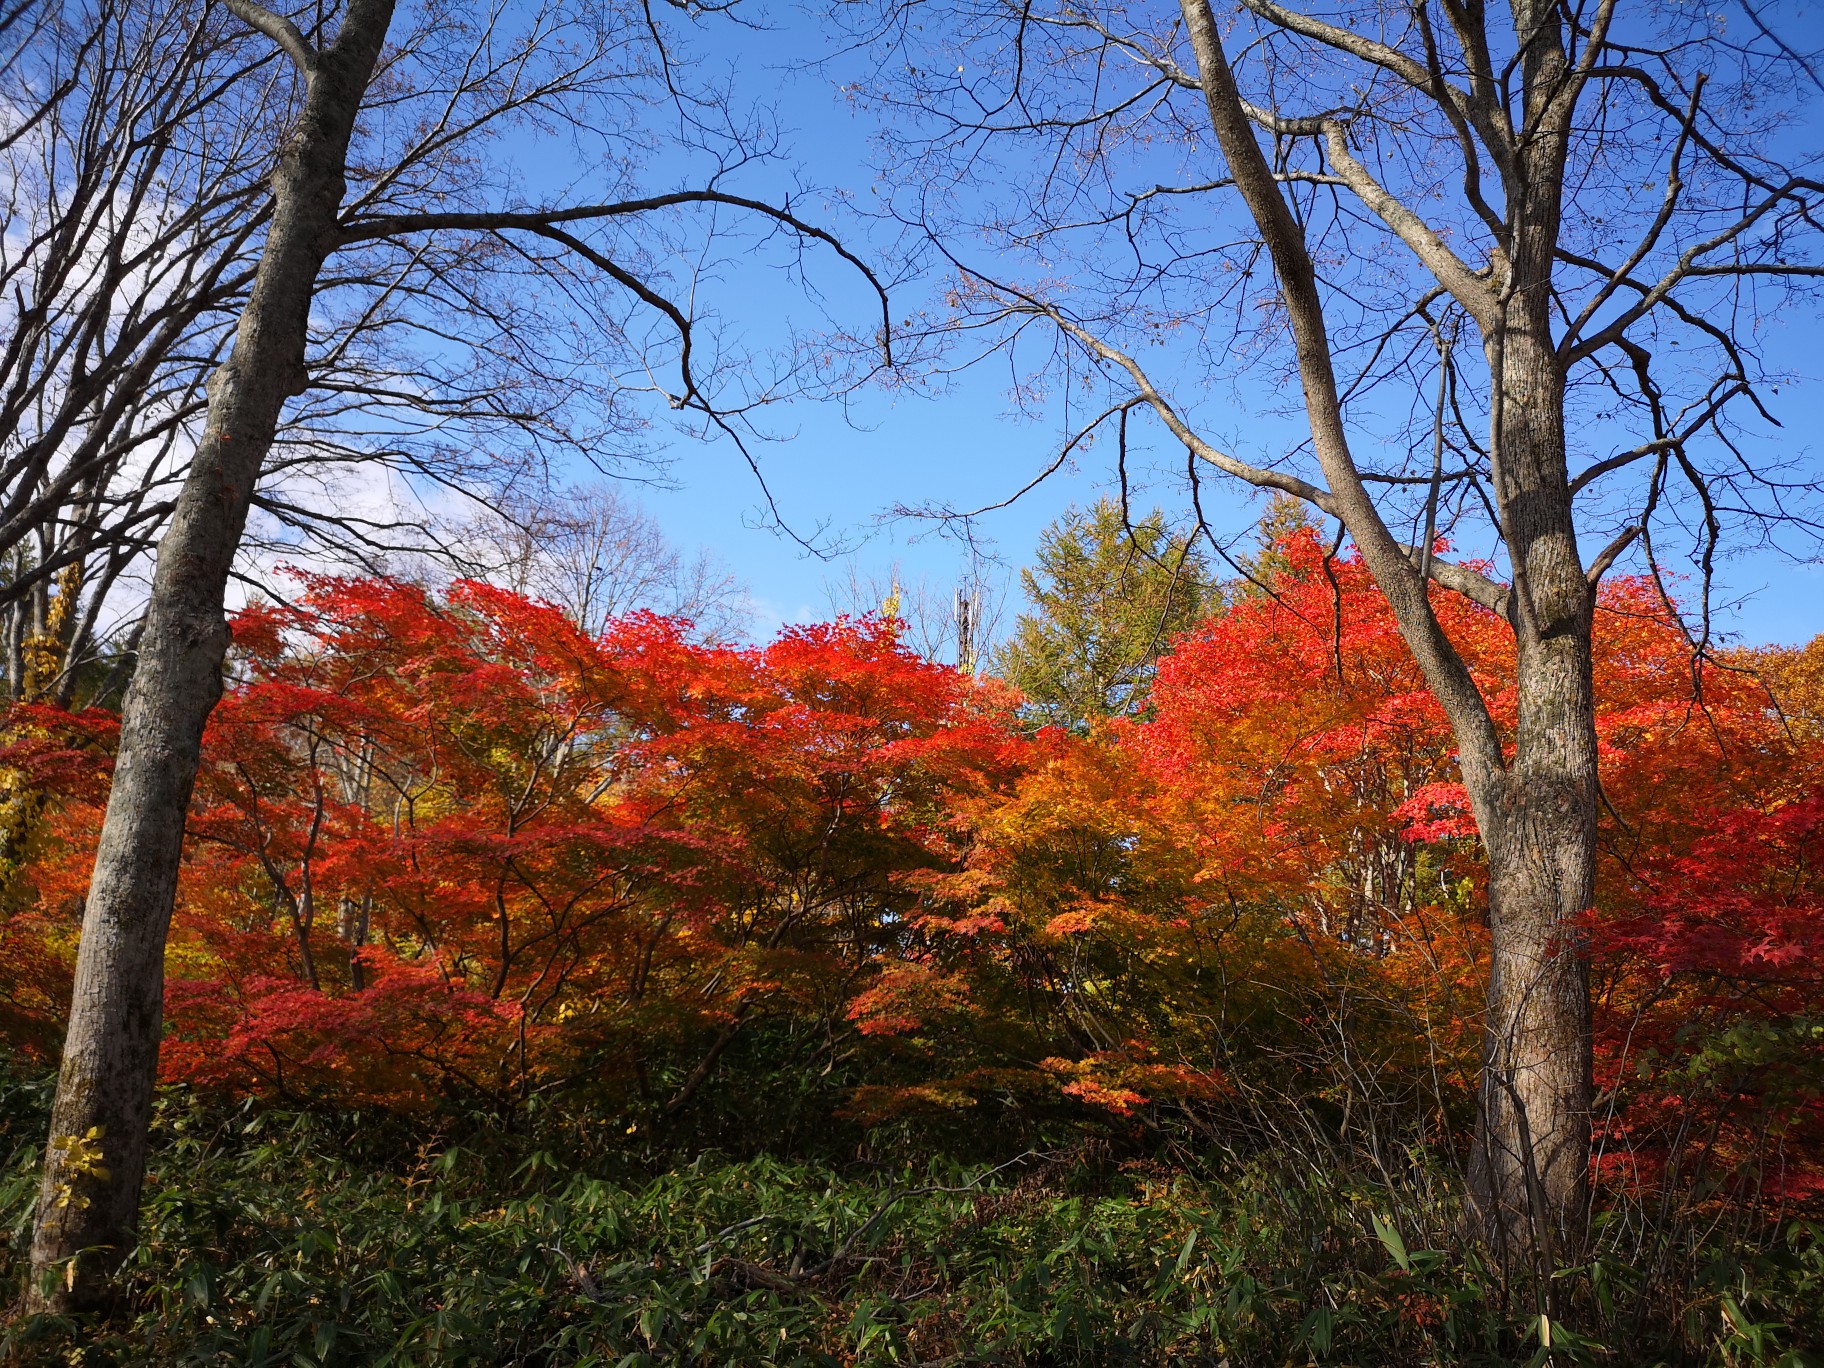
993,499 -> 1214,729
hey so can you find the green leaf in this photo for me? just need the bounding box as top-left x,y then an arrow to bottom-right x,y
1371,1214 -> 1411,1273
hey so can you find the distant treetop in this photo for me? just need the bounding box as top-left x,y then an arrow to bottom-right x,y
992,498 -> 1216,729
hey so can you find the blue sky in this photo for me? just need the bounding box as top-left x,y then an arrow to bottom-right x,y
581,4 -> 1824,651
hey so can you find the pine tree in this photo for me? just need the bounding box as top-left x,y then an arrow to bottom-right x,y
1233,492 -> 1319,594
992,499 -> 1215,729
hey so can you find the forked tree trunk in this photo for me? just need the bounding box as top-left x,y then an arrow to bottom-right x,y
1174,0 -> 1599,1271
25,0 -> 394,1314
1460,25 -> 1599,1265
1463,310 -> 1599,1269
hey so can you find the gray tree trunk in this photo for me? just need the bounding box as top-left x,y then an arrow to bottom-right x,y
1470,753 -> 1597,1271
1464,304 -> 1598,1269
1461,4 -> 1598,1261
1175,0 -> 1599,1270
25,0 -> 395,1314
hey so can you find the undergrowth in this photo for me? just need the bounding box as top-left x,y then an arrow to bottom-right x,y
0,1071 -> 1818,1366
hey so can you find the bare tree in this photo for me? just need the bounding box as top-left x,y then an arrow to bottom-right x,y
841,0 -> 1824,1273
0,0 -> 873,704
454,483 -> 751,642
825,557 -> 1006,664
0,1 -> 278,704
24,0 -> 888,1313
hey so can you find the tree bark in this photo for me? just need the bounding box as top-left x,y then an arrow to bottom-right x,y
1470,763 -> 1597,1273
25,0 -> 396,1314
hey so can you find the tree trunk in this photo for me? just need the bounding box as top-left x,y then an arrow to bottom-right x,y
1470,775 -> 1597,1272
25,1 -> 394,1315
1463,215 -> 1598,1270
1459,0 -> 1597,1265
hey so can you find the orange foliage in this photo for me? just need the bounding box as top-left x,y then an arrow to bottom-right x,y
0,542 -> 1820,1200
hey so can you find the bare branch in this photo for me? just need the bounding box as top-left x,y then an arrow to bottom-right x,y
336,193 -> 894,366
1319,120 -> 1498,327
1177,0 -> 1506,784
223,0 -> 318,76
